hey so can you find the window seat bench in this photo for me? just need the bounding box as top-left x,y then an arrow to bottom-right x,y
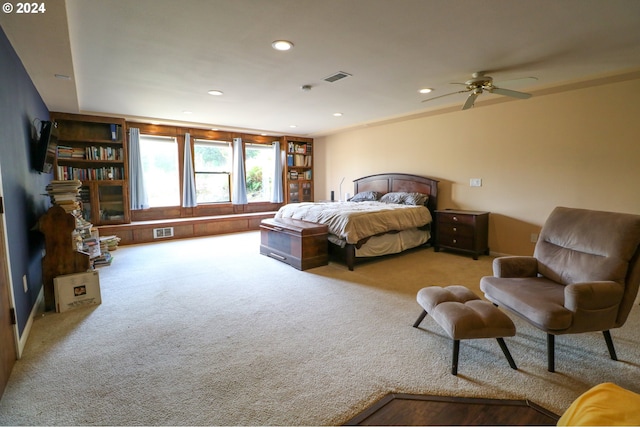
97,211 -> 277,245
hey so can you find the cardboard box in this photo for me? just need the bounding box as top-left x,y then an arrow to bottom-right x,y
54,271 -> 101,313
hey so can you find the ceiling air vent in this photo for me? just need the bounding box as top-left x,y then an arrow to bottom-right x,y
324,71 -> 352,83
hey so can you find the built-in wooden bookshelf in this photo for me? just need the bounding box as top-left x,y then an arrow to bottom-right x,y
282,136 -> 313,203
50,112 -> 130,225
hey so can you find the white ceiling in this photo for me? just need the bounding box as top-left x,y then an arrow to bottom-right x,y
2,0 -> 640,137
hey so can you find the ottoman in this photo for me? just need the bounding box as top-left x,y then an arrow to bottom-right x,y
413,285 -> 517,375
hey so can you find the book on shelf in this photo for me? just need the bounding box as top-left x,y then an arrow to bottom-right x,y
287,141 -> 311,154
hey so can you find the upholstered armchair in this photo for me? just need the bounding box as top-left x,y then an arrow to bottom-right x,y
480,206 -> 640,372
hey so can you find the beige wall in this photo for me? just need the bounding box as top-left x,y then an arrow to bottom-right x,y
313,74 -> 640,256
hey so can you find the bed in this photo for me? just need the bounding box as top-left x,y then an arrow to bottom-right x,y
275,173 -> 439,270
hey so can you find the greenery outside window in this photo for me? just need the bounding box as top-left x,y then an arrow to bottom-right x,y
194,139 -> 232,203
245,143 -> 275,202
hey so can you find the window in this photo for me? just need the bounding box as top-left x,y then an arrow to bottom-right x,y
245,143 -> 275,202
194,139 -> 232,203
139,135 -> 180,207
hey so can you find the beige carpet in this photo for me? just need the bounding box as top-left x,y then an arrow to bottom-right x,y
1,231 -> 639,425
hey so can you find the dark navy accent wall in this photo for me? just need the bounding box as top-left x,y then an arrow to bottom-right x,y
0,26 -> 52,336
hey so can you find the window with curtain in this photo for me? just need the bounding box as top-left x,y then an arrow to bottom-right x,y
138,135 -> 180,207
194,139 -> 232,203
245,143 -> 275,202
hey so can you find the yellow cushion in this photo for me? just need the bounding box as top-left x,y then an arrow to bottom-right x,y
558,383 -> 640,426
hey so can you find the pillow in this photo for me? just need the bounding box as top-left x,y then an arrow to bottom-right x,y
380,192 -> 429,206
403,192 -> 429,206
348,191 -> 380,202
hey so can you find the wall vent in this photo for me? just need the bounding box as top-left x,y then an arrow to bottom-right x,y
324,71 -> 352,83
153,227 -> 174,239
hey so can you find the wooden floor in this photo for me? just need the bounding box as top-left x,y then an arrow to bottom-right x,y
344,393 -> 560,426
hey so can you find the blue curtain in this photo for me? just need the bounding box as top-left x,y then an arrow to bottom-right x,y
232,137 -> 248,205
182,133 -> 197,207
128,127 -> 149,210
271,141 -> 283,203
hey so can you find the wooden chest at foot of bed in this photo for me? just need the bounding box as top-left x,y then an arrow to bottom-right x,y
260,218 -> 329,270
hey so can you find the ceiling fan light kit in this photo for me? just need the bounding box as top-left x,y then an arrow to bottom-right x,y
422,71 -> 533,110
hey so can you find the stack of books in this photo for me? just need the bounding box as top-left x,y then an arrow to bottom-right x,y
45,180 -> 83,213
100,235 -> 121,252
92,235 -> 121,267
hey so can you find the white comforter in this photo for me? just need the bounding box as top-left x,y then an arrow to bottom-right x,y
274,201 -> 432,245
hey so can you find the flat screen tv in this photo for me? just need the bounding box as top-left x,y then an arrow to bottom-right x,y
34,120 -> 57,173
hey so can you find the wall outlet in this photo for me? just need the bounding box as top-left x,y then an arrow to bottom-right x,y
470,178 -> 482,187
530,233 -> 539,243
22,274 -> 28,292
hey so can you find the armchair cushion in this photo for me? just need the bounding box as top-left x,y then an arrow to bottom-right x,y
480,276 -> 571,331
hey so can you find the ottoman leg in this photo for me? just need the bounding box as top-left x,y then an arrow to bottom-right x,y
413,310 -> 428,328
452,340 -> 460,375
496,338 -> 517,370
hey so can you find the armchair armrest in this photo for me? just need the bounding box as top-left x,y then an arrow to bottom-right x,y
564,281 -> 625,312
492,256 -> 538,278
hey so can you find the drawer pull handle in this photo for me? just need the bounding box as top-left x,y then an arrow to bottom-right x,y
269,252 -> 286,260
273,226 -> 284,231
453,227 -> 457,232
453,239 -> 457,243
453,216 -> 458,221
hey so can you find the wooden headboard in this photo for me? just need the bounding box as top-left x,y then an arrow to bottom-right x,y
353,173 -> 439,215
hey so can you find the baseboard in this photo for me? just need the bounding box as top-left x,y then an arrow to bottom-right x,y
16,286 -> 44,359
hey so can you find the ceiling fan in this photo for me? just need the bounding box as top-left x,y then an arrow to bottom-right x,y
422,72 -> 534,110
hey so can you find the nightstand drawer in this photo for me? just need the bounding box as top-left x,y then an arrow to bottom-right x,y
438,223 -> 474,238
437,233 -> 474,250
437,212 -> 476,226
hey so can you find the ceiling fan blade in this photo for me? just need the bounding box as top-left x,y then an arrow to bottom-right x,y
462,92 -> 479,110
421,90 -> 469,103
490,87 -> 532,99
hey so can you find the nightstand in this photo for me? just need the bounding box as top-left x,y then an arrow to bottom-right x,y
434,209 -> 490,260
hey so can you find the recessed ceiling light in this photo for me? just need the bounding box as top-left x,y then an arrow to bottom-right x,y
333,112 -> 343,117
207,90 -> 223,96
419,88 -> 433,94
289,125 -> 297,128
272,40 -> 294,51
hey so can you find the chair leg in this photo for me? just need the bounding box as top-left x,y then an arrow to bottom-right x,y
496,338 -> 517,370
603,330 -> 618,361
413,309 -> 428,328
547,334 -> 555,372
452,340 -> 460,375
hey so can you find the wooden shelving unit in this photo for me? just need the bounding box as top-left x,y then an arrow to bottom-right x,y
282,136 -> 313,204
50,112 -> 130,225
39,205 -> 91,311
